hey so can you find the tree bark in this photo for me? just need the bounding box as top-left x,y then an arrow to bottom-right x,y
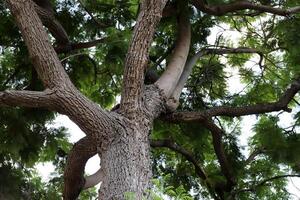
100,86 -> 166,199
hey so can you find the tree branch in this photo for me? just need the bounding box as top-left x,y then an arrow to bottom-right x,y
64,136 -> 98,200
0,90 -> 55,108
169,47 -> 262,110
55,38 -> 107,54
78,0 -> 110,29
155,3 -> 191,98
202,120 -> 236,190
232,174 -> 300,197
192,0 -> 300,16
164,77 -> 300,122
244,148 -> 265,166
150,139 -> 207,180
83,168 -> 104,190
119,0 -> 167,119
6,0 -> 73,89
33,0 -> 70,45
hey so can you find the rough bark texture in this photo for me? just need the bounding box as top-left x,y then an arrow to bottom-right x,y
100,85 -> 166,199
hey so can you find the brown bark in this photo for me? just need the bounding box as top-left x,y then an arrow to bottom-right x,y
120,0 -> 167,119
33,0 -> 70,45
192,0 -> 300,16
64,137 -> 98,200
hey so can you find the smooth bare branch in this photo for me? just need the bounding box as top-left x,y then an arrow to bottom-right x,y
83,168 -> 104,190
192,0 -> 300,16
155,6 -> 191,98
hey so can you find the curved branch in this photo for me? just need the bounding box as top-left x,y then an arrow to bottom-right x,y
164,77 -> 300,122
155,4 -> 191,98
83,168 -> 104,190
150,139 -> 207,180
64,136 -> 98,200
202,120 -> 236,190
244,148 -> 265,166
0,90 -> 55,108
119,0 -> 167,118
192,0 -> 300,16
7,0 -> 73,89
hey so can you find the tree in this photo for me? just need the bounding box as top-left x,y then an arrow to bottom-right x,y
1,0 -> 300,199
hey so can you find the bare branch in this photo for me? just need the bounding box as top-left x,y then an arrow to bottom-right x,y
55,38 -> 107,54
6,0 -> 73,89
155,5 -> 191,98
64,136 -> 98,200
120,0 -> 167,118
192,0 -> 300,16
164,77 -> 300,121
202,120 -> 236,190
244,148 -> 265,166
0,90 -> 54,109
83,168 -> 104,190
150,139 -> 207,180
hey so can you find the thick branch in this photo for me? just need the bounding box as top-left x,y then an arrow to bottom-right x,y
83,168 -> 104,190
6,0 -> 72,89
164,77 -> 300,121
33,0 -> 70,45
0,90 -> 54,108
155,5 -> 191,98
150,139 -> 207,180
64,136 -> 98,200
120,0 -> 167,119
203,120 -> 236,190
192,0 -> 300,16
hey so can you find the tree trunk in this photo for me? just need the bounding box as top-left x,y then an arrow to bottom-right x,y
100,86 -> 166,199
100,128 -> 152,199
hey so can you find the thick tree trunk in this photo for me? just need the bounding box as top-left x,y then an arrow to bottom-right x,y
100,128 -> 152,199
100,86 -> 166,199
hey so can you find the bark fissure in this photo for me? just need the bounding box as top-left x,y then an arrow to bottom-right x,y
120,0 -> 167,119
